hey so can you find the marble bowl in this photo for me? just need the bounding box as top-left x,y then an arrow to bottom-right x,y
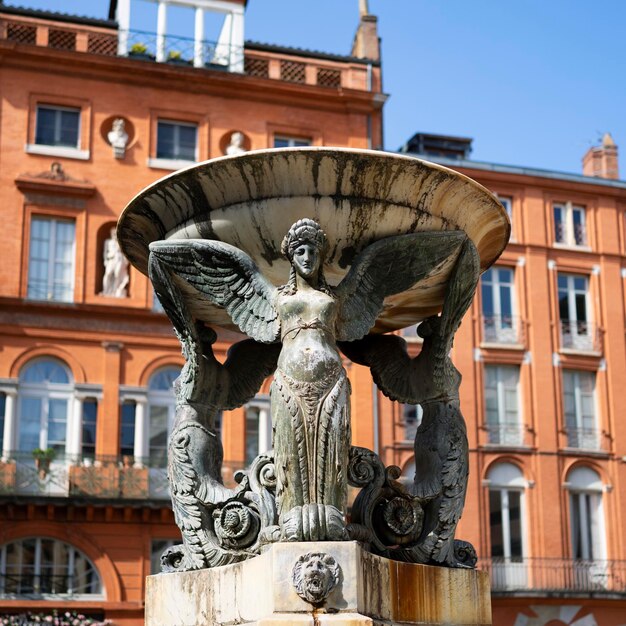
118,147 -> 509,333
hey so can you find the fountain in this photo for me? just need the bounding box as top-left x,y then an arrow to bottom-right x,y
117,148 -> 509,625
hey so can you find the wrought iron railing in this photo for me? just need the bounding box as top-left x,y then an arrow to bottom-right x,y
485,423 -> 525,446
481,315 -> 524,345
124,28 -> 242,69
564,427 -> 602,451
479,557 -> 626,595
0,15 -> 358,88
0,452 -> 169,500
0,572 -> 99,596
559,319 -> 602,353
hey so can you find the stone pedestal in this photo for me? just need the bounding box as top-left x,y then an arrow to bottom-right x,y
145,542 -> 491,625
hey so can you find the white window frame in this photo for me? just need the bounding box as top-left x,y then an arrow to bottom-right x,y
562,370 -> 598,450
498,196 -> 514,241
16,360 -> 74,456
0,537 -> 103,599
567,467 -> 606,567
486,463 -> 528,590
558,273 -> 592,351
244,395 -> 271,465
273,135 -> 312,148
27,216 -> 76,303
147,369 -> 179,468
554,201 -> 588,248
149,119 -> 198,170
26,104 -> 89,160
484,365 -> 522,445
481,267 -> 517,344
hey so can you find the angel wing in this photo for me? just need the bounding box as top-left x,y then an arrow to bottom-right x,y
437,238 -> 480,360
149,239 -> 280,343
338,335 -> 415,404
223,340 -> 281,410
334,231 -> 467,342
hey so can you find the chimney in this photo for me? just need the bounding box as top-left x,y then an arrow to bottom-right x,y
351,0 -> 380,61
582,133 -> 619,180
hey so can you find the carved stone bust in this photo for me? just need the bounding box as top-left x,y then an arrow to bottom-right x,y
291,552 -> 341,605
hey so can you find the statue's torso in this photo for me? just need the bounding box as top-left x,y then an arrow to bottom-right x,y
277,288 -> 341,382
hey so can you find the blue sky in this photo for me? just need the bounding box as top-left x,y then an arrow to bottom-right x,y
6,0 -> 626,177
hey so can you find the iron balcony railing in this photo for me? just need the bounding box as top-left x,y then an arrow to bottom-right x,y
559,319 -> 602,353
481,315 -> 524,346
485,423 -> 525,446
479,557 -> 626,595
0,15 -> 355,88
0,451 -> 169,500
564,427 -> 602,451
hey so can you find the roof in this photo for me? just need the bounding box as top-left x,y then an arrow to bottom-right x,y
0,3 -> 116,28
403,152 -> 626,190
245,40 -> 380,66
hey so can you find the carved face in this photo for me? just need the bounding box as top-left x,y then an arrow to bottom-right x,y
292,552 -> 340,605
292,243 -> 320,279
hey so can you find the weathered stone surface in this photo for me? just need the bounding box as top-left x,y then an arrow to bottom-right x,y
145,541 -> 492,625
118,147 -> 509,334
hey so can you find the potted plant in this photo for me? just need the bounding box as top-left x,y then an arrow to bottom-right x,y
32,447 -> 56,479
129,42 -> 153,61
167,49 -> 191,66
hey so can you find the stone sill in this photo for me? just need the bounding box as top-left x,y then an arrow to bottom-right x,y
25,143 -> 90,160
148,157 -> 196,171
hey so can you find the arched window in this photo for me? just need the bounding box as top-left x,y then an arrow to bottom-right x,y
567,466 -> 605,561
486,462 -> 527,589
147,367 -> 179,467
17,359 -> 73,455
0,537 -> 102,598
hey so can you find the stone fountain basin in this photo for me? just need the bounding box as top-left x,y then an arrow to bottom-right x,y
117,147 -> 509,334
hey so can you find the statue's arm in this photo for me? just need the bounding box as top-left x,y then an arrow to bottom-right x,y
149,239 -> 281,343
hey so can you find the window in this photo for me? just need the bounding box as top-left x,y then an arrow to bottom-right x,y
81,399 -> 98,460
400,323 -> 421,341
120,401 -> 136,458
273,135 -> 312,148
0,537 -> 102,597
562,370 -> 598,449
558,274 -> 593,351
244,398 -> 271,466
567,467 -> 605,563
0,393 -> 5,452
487,463 -> 527,590
498,196 -> 513,240
147,367 -> 179,467
27,217 -> 76,303
156,120 -> 197,161
35,105 -> 80,149
401,403 -> 423,441
484,365 -> 522,445
554,202 -> 586,246
17,359 -> 72,455
481,267 -> 517,344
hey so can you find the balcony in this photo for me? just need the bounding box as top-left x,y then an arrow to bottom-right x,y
485,423 -> 525,447
563,427 -> 602,452
559,320 -> 602,353
480,557 -> 626,596
0,14 -> 369,90
481,315 -> 524,346
0,453 -> 169,500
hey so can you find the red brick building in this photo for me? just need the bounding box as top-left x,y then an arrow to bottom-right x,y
0,2 -> 382,623
1,2 -> 626,625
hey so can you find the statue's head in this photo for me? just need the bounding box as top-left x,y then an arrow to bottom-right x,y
281,219 -> 328,278
230,131 -> 244,146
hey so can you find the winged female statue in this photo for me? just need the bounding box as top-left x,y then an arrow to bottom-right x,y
149,218 -> 468,541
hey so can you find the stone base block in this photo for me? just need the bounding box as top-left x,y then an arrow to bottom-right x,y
145,541 -> 491,625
